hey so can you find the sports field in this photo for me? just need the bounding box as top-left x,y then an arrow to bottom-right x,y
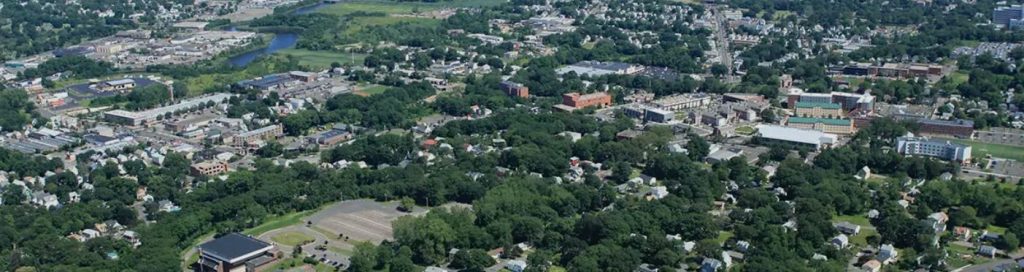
948,139 -> 1024,161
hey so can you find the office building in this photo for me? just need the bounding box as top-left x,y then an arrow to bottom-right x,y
786,88 -> 874,114
231,125 -> 283,145
896,137 -> 972,162
795,102 -> 844,118
560,92 -> 611,110
993,5 -> 1024,28
190,161 -> 229,176
499,81 -> 530,98
650,94 -> 713,111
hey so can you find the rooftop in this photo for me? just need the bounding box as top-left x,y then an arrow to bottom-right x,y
795,102 -> 841,109
788,117 -> 852,126
198,233 -> 273,263
756,124 -> 838,146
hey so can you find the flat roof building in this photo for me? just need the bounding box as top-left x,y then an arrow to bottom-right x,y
896,137 -> 972,163
103,93 -> 233,126
196,233 -> 278,272
755,124 -> 839,150
786,117 -> 855,135
561,92 -> 611,110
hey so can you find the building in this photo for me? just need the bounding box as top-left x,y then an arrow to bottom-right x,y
755,125 -> 839,150
896,137 -> 972,162
834,221 -> 861,235
308,129 -> 353,146
785,117 -> 855,135
831,234 -> 849,248
96,79 -> 136,92
560,92 -> 612,110
644,108 -> 674,123
993,5 -> 1024,28
103,93 -> 233,126
191,161 -> 229,176
499,81 -> 530,98
786,88 -> 874,114
861,260 -> 882,272
978,245 -> 998,258
877,244 -> 898,264
196,233 -> 279,272
235,74 -> 297,90
794,102 -> 844,118
231,125 -> 284,145
288,71 -> 316,82
650,94 -> 714,111
555,61 -> 642,77
913,118 -> 975,139
505,260 -> 528,272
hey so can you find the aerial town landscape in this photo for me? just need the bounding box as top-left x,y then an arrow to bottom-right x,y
4,0 -> 1024,271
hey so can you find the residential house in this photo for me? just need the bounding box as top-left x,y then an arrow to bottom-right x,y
835,221 -> 861,235
953,226 -> 972,241
832,234 -> 849,248
978,245 -> 997,258
861,260 -> 882,272
926,212 -> 949,233
877,244 -> 898,264
506,260 -> 528,272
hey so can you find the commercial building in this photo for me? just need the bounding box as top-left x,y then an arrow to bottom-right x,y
103,93 -> 233,126
794,102 -> 844,118
231,125 -> 283,146
190,161 -> 229,176
836,62 -> 944,78
196,233 -> 279,272
308,129 -> 353,146
916,118 -> 975,139
755,124 -> 839,150
555,61 -> 642,77
96,79 -> 137,92
896,137 -> 972,162
559,92 -> 611,110
786,88 -> 874,114
499,81 -> 530,98
786,117 -> 855,135
993,5 -> 1024,28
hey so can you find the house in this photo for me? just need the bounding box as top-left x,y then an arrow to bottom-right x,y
877,244 -> 898,264
735,240 -> 750,252
506,260 -> 528,272
831,234 -> 849,248
637,263 -> 659,272
30,191 -> 59,209
159,200 -> 181,213
978,245 -> 998,258
834,221 -> 861,235
649,186 -> 669,200
855,166 -> 871,180
196,233 -> 279,272
953,226 -> 972,241
981,232 -> 1002,242
81,229 -> 101,241
926,212 -> 949,233
700,258 -> 723,272
867,209 -> 880,219
861,259 -> 882,272
122,230 -> 141,247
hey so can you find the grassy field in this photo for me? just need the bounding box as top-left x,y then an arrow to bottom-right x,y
355,84 -> 391,96
343,16 -> 439,34
275,49 -> 364,70
267,258 -> 337,272
271,231 -> 315,246
735,126 -> 756,135
948,71 -> 970,86
833,214 -> 872,226
243,209 -> 317,236
948,139 -> 1024,161
986,225 -> 1008,234
715,231 -> 735,245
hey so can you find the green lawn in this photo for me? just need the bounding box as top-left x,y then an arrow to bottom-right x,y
329,245 -> 354,256
343,16 -> 439,35
243,209 -> 316,236
356,84 -> 390,96
947,139 -> 1024,161
985,225 -> 1008,235
715,231 -> 734,245
833,214 -> 872,227
271,231 -> 315,246
275,49 -> 364,70
267,258 -> 337,272
735,126 -> 756,135
948,71 -> 970,86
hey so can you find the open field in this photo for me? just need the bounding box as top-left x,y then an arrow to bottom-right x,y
275,49 -> 365,70
715,231 -> 734,245
271,231 -> 315,246
833,214 -> 872,227
734,126 -> 756,135
244,209 -> 318,236
267,258 -> 337,272
948,139 -> 1024,161
343,16 -> 440,35
354,84 -> 390,96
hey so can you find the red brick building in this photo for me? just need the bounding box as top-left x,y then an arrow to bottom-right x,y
562,92 -> 612,109
499,81 -> 530,98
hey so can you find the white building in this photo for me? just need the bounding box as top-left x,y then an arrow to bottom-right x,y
896,136 -> 971,162
755,125 -> 839,150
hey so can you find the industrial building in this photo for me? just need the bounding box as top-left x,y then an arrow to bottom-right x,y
104,93 -> 233,126
993,5 -> 1024,29
558,92 -> 612,110
896,137 -> 972,163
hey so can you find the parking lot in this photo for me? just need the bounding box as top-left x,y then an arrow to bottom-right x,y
974,128 -> 1024,147
308,199 -> 427,244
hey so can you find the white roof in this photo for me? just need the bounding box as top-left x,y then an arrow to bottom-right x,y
755,125 -> 838,146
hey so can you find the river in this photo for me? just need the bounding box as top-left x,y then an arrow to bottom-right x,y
225,1 -> 334,67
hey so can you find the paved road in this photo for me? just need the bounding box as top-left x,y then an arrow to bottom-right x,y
259,224 -> 351,269
954,258 -> 1018,272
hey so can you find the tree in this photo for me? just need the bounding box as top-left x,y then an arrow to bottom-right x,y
710,64 -> 729,77
257,141 -> 284,158
685,135 -> 710,161
398,197 -> 415,213
997,233 -> 1020,252
449,249 -> 495,272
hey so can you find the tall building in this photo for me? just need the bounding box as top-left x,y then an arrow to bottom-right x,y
896,137 -> 972,163
993,5 -> 1024,28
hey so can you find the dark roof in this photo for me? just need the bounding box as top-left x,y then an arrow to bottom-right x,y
198,233 -> 272,262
